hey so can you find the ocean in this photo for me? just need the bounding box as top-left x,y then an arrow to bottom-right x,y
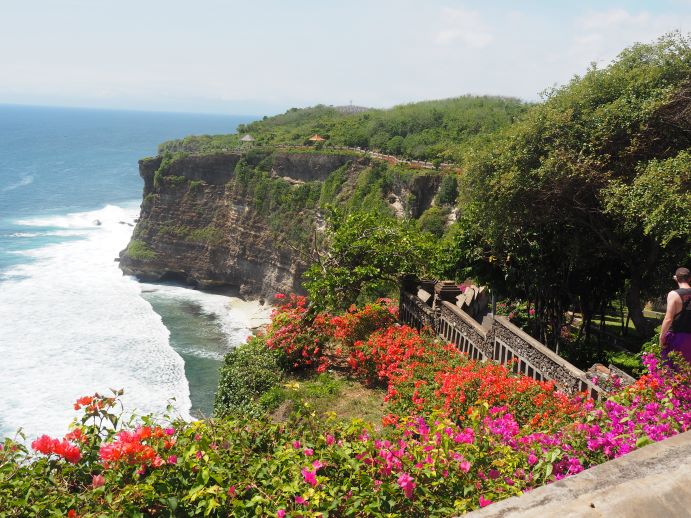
0,104 -> 266,439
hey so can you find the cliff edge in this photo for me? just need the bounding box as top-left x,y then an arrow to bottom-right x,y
120,149 -> 443,299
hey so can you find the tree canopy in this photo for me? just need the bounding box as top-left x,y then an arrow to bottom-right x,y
303,209 -> 436,311
449,33 -> 691,343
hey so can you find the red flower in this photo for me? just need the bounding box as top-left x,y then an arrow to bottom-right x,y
73,395 -> 94,410
32,435 -> 81,463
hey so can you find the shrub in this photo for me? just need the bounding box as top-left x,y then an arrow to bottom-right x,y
417,206 -> 450,237
214,336 -> 283,418
125,240 -> 156,260
3,352 -> 689,516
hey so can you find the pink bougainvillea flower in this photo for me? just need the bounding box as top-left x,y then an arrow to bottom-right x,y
303,448 -> 314,456
301,468 -> 318,487
294,495 -> 307,505
277,510 -> 286,518
479,495 -> 493,507
397,472 -> 416,499
91,474 -> 105,488
228,485 -> 236,497
167,455 -> 177,465
31,435 -> 81,464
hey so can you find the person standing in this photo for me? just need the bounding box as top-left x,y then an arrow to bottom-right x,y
660,267 -> 691,363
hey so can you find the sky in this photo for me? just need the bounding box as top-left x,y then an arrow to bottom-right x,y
1,0 -> 690,116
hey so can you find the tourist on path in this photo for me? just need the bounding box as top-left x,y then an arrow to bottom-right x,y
660,267 -> 691,364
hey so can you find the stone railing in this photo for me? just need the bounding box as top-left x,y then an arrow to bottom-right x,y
399,288 -> 605,399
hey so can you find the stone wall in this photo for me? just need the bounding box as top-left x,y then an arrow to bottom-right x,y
400,285 -> 604,398
465,429 -> 691,518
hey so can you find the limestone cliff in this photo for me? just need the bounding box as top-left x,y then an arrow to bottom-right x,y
120,150 -> 442,299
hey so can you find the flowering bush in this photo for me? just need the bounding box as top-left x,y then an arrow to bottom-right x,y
2,298 -> 690,516
347,325 -> 429,385
263,295 -> 398,373
330,298 -> 398,350
344,322 -> 580,430
265,294 -> 333,372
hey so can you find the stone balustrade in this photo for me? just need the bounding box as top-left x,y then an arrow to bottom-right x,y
399,287 -> 605,399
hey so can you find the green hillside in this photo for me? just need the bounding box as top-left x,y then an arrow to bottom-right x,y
159,95 -> 528,161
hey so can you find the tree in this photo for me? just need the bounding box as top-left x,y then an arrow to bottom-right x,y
435,175 -> 459,205
303,209 -> 436,310
456,33 -> 691,343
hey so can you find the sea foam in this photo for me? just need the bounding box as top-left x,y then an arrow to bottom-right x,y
0,204 -> 193,439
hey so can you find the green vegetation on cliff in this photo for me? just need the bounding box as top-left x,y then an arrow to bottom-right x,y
124,240 -> 157,260
158,95 -> 527,161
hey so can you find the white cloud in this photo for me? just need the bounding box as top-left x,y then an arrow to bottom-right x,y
577,8 -> 651,30
435,7 -> 494,48
571,8 -> 691,66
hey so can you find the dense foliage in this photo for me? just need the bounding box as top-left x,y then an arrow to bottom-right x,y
157,97 -> 525,161
3,297 -> 690,516
304,210 -> 436,310
441,33 -> 691,348
237,97 -> 526,161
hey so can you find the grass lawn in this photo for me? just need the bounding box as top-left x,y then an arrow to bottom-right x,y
267,372 -> 388,429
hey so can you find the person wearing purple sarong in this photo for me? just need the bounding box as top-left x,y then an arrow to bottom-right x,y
660,267 -> 691,364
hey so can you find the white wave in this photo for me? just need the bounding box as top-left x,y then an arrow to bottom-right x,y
15,202 -> 140,229
0,203 -> 192,439
8,232 -> 41,238
140,283 -> 272,359
2,175 -> 34,192
8,230 -> 90,238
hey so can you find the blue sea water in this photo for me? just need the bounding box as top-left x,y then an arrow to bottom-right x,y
0,105 -> 265,439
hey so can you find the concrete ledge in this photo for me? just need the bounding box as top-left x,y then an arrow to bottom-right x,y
494,316 -> 587,380
441,301 -> 488,338
466,430 -> 691,518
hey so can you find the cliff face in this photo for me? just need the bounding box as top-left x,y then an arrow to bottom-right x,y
120,150 -> 442,299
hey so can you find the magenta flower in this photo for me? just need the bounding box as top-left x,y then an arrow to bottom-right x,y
167,455 -> 177,465
294,495 -> 308,505
301,468 -> 318,487
91,474 -> 105,488
303,448 -> 314,456
397,472 -> 416,499
277,510 -> 286,518
479,495 -> 492,507
292,440 -> 301,449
